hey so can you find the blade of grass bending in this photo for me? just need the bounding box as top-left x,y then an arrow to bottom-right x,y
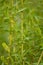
37,51 -> 43,65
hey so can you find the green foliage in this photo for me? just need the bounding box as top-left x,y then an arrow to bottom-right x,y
0,0 -> 43,65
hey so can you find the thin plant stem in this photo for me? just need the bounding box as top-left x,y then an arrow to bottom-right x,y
21,0 -> 24,65
8,1 -> 14,65
37,51 -> 43,65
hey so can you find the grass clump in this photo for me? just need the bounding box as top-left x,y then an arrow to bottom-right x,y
0,0 -> 43,65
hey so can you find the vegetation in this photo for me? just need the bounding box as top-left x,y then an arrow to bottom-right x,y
0,0 -> 43,65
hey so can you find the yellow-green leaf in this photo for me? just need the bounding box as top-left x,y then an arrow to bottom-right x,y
2,42 -> 10,53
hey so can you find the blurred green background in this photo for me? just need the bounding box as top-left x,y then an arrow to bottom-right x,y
0,0 -> 43,65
